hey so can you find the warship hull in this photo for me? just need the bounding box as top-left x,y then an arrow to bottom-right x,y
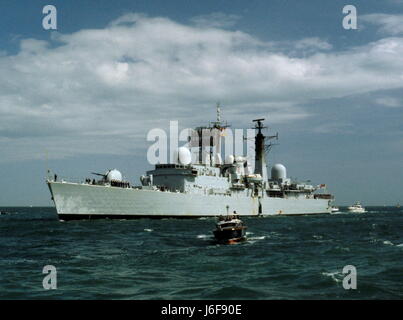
48,181 -> 331,220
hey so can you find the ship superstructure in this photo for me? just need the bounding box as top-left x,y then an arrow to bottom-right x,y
47,107 -> 333,220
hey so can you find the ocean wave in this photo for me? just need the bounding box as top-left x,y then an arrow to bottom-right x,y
321,271 -> 343,284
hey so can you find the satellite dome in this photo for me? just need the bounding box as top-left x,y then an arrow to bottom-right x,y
178,147 -> 192,165
271,164 -> 287,181
225,155 -> 235,164
106,169 -> 123,182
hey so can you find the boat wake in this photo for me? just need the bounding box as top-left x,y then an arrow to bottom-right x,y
247,236 -> 266,241
197,234 -> 212,240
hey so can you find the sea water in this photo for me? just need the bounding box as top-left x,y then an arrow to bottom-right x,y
0,207 -> 402,299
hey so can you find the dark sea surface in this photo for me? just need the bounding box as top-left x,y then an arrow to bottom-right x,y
0,207 -> 402,300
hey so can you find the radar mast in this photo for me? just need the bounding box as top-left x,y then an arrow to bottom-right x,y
253,118 -> 268,181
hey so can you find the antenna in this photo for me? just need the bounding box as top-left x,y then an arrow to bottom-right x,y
209,102 -> 229,130
252,118 -> 265,123
252,118 -> 267,135
252,118 -> 279,153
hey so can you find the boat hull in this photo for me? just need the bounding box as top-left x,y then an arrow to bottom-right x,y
213,226 -> 247,243
48,181 -> 332,220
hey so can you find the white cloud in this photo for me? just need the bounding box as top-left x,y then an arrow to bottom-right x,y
361,14 -> 403,35
294,37 -> 332,51
1,13 -> 403,162
375,97 -> 402,107
313,122 -> 355,135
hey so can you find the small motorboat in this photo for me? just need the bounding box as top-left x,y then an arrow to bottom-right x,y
347,201 -> 366,213
213,214 -> 247,244
331,206 -> 340,213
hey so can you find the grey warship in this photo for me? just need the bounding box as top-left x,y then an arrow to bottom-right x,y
47,109 -> 333,220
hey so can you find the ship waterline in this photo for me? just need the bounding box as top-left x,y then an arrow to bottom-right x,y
48,181 -> 331,220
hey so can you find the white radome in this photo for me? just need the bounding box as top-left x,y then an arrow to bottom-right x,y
106,169 -> 123,182
271,163 -> 287,180
225,155 -> 235,164
178,147 -> 192,165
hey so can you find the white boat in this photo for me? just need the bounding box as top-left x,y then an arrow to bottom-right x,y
331,206 -> 339,213
347,201 -> 366,213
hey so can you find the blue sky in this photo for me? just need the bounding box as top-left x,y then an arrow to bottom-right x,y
0,0 -> 402,206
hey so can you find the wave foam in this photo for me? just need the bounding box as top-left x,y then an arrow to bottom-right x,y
321,271 -> 343,283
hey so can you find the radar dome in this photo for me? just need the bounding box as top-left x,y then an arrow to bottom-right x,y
178,147 -> 191,165
106,169 -> 123,182
271,164 -> 287,181
225,155 -> 234,164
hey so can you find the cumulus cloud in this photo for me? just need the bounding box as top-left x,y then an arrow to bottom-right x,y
361,14 -> 403,35
294,37 -> 332,51
1,13 -> 403,162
